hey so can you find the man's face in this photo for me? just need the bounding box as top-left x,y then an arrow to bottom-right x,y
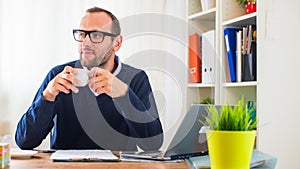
78,12 -> 114,69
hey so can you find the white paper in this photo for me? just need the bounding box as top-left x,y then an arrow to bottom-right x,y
50,150 -> 118,161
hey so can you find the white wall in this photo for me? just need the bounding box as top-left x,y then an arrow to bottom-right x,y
258,0 -> 300,168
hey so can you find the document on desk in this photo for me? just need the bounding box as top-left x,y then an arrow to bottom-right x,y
50,150 -> 119,162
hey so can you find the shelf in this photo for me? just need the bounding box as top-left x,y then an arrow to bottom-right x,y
222,12 -> 257,27
188,8 -> 216,21
186,0 -> 258,106
188,83 -> 215,88
223,81 -> 257,87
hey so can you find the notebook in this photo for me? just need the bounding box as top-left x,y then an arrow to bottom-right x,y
50,150 -> 119,162
120,104 -> 213,161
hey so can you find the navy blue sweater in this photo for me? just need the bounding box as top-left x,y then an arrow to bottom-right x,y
15,59 -> 163,151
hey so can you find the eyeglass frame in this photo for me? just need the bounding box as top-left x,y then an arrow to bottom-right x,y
73,29 -> 118,43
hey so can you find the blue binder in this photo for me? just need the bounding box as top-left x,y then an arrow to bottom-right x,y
224,28 -> 240,82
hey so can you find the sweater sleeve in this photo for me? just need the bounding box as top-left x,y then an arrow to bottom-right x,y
15,68 -> 60,149
113,71 -> 163,151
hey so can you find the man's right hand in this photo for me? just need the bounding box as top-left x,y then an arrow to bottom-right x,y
42,66 -> 81,101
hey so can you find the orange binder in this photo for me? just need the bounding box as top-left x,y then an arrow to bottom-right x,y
189,33 -> 201,83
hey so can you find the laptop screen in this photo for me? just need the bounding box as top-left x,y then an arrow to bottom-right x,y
165,104 -> 215,158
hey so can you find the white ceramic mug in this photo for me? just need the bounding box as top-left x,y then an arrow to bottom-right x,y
73,68 -> 89,87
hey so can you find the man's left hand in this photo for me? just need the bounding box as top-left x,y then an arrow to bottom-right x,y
88,67 -> 128,98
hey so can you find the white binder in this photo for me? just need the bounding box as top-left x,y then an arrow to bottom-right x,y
236,30 -> 242,82
202,30 -> 215,84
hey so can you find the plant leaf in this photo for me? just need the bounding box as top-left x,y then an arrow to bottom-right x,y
200,98 -> 258,131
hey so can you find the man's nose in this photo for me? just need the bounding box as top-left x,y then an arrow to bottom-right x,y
82,34 -> 92,46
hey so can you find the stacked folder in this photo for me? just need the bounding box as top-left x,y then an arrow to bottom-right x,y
224,25 -> 257,83
188,30 -> 215,84
224,28 -> 240,82
202,30 -> 215,84
189,33 -> 202,83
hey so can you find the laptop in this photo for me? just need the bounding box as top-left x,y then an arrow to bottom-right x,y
120,104 -> 215,161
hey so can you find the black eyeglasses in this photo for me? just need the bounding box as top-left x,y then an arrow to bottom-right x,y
73,29 -> 118,43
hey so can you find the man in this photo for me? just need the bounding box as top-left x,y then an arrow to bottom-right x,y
15,7 -> 163,151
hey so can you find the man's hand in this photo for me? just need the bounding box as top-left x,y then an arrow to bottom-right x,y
42,66 -> 81,101
88,67 -> 128,98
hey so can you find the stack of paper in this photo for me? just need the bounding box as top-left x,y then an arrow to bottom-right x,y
50,150 -> 119,162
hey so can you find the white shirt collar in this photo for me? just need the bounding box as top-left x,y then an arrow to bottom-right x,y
113,55 -> 122,76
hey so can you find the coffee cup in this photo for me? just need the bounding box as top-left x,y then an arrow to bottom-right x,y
73,68 -> 89,87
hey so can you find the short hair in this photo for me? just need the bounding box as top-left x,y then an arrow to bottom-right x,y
86,7 -> 121,35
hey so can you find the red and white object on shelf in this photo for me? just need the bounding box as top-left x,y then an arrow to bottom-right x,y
246,1 -> 256,14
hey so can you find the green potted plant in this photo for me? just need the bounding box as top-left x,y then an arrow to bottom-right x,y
200,98 -> 257,169
236,0 -> 256,14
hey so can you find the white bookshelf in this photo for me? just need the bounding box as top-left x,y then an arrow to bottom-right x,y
187,0 -> 257,105
188,8 -> 216,21
188,83 -> 215,88
187,0 -> 219,105
220,0 -> 257,104
223,81 -> 257,87
222,12 -> 256,26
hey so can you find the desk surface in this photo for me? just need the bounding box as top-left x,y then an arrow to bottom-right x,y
10,153 -> 189,169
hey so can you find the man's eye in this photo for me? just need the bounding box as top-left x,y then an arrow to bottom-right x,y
78,32 -> 85,38
92,33 -> 102,39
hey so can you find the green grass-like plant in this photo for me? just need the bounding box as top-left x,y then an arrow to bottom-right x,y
200,97 -> 214,104
200,98 -> 257,131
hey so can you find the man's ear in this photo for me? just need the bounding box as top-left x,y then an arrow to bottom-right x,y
113,35 -> 122,51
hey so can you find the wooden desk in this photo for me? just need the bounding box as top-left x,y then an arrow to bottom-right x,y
10,153 -> 190,169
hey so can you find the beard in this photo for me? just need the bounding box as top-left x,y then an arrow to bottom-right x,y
80,47 -> 114,70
